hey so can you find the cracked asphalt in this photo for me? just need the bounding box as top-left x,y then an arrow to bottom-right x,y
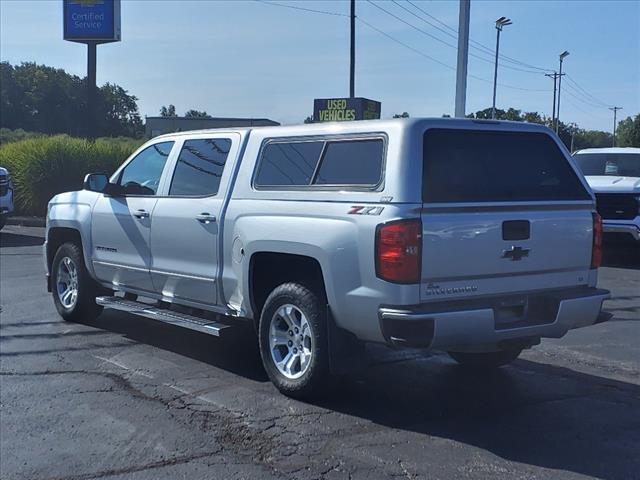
1,225 -> 639,480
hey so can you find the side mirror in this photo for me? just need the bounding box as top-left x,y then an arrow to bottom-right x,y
83,173 -> 109,192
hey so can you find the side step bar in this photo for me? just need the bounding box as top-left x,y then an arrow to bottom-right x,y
96,296 -> 232,336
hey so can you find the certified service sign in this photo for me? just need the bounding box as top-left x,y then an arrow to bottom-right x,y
63,0 -> 121,43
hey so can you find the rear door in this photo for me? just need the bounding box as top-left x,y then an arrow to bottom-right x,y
420,128 -> 594,301
149,134 -> 239,306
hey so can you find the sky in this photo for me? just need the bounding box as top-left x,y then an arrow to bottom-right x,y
1,0 -> 639,131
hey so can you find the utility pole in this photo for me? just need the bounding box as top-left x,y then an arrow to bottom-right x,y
556,50 -> 569,134
454,0 -> 470,118
350,0 -> 355,98
610,106 -> 622,146
491,17 -> 512,119
545,72 -> 558,126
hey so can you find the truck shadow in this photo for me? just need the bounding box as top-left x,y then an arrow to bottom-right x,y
87,309 -> 268,382
0,231 -> 44,248
317,351 -> 640,480
85,310 -> 639,479
602,237 -> 640,269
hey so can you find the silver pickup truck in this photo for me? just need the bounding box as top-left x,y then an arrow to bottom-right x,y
44,118 -> 610,398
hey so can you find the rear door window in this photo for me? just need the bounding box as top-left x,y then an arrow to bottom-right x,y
169,138 -> 231,196
423,129 -> 590,202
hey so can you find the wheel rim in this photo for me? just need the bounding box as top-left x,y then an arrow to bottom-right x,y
56,256 -> 79,309
269,304 -> 313,380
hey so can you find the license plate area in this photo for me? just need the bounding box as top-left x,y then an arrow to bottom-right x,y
494,294 -> 559,330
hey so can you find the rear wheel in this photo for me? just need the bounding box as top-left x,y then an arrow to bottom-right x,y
447,348 -> 522,369
259,282 -> 330,399
52,242 -> 103,322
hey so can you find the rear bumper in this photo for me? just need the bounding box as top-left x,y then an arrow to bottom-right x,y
603,219 -> 640,241
379,287 -> 611,350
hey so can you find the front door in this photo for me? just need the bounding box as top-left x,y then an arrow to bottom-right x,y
91,140 -> 175,292
150,135 -> 237,305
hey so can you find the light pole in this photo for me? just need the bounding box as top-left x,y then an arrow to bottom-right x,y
556,50 -> 569,133
491,17 -> 512,119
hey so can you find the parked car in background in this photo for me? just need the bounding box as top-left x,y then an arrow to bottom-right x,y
573,147 -> 640,242
44,119 -> 610,399
0,167 -> 15,230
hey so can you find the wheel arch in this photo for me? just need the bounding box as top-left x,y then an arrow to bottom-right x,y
248,251 -> 328,331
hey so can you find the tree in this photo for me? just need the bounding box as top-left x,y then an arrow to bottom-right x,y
184,109 -> 211,118
0,61 -> 143,137
393,112 -> 410,118
616,114 -> 640,147
98,83 -> 143,137
160,104 -> 177,117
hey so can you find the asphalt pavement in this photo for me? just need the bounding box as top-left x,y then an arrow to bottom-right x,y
1,225 -> 638,480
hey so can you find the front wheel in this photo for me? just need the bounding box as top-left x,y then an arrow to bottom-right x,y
259,283 -> 330,399
447,348 -> 522,369
52,242 -> 103,322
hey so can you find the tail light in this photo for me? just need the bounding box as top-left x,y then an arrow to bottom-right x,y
591,212 -> 603,269
375,219 -> 422,283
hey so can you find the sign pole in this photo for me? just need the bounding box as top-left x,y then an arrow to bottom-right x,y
87,41 -> 97,139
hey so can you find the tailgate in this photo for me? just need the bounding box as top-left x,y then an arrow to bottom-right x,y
420,127 -> 594,301
420,207 -> 593,301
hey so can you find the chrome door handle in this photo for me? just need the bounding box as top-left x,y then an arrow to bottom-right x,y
195,213 -> 216,224
133,209 -> 149,219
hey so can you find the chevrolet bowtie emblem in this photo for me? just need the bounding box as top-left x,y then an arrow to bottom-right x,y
502,245 -> 530,261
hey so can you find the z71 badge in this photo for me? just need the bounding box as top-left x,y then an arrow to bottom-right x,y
348,206 -> 384,215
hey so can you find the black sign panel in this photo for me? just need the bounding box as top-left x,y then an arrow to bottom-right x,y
313,97 -> 381,122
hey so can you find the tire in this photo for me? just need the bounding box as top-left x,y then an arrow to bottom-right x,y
51,242 -> 103,322
0,216 -> 6,230
259,282 -> 330,399
447,348 -> 522,369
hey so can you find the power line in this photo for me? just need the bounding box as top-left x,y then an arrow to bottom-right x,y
253,0 -> 348,17
562,83 -> 612,110
357,17 -> 548,92
255,0 -> 550,93
564,75 -> 612,108
405,0 -> 554,73
367,0 -> 544,74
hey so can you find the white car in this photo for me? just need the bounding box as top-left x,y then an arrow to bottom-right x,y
573,147 -> 640,242
0,167 -> 15,230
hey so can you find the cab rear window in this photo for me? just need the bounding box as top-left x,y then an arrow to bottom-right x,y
423,129 -> 590,203
255,137 -> 384,188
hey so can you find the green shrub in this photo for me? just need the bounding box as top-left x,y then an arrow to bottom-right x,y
0,135 -> 144,216
0,128 -> 46,145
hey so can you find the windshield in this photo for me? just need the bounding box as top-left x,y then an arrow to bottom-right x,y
573,153 -> 640,177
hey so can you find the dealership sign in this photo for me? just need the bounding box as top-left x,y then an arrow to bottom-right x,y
63,0 -> 121,43
313,97 -> 381,122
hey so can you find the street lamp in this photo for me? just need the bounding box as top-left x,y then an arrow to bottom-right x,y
491,16 -> 512,119
556,50 -> 570,133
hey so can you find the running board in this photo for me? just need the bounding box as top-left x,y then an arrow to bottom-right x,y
96,296 -> 231,336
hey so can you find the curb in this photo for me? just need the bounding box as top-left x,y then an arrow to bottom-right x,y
6,216 -> 46,228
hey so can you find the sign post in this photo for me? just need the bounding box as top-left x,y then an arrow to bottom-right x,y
63,0 -> 121,138
313,98 -> 381,123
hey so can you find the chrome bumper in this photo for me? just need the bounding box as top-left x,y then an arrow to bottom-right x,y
379,288 -> 611,350
603,221 -> 640,241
